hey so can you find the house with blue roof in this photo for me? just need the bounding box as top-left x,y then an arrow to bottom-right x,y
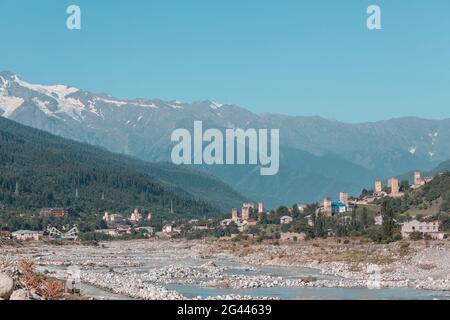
331,202 -> 347,215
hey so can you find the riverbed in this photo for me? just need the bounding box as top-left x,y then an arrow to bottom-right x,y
2,239 -> 450,300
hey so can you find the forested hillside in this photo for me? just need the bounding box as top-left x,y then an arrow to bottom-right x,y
382,172 -> 450,215
0,117 -> 231,220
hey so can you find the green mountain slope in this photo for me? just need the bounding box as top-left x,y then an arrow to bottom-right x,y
0,117 -> 246,217
430,160 -> 450,175
418,173 -> 450,212
384,171 -> 450,216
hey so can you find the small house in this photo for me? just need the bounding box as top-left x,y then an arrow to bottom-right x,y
280,216 -> 293,225
401,220 -> 445,240
12,230 -> 42,241
332,202 -> 347,215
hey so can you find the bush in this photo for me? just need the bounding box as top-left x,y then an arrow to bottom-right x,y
367,226 -> 383,243
410,231 -> 423,241
392,231 -> 403,241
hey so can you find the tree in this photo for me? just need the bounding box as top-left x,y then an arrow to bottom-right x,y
314,212 -> 326,238
361,207 -> 369,229
400,180 -> 410,192
381,200 -> 395,241
410,231 -> 423,241
361,188 -> 371,197
291,204 -> 302,219
351,210 -> 359,231
227,222 -> 239,235
276,206 -> 290,217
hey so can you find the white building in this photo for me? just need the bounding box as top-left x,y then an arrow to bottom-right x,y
401,220 -> 445,240
280,216 -> 293,225
103,212 -> 124,224
220,219 -> 235,228
129,208 -> 142,223
220,218 -> 250,233
374,215 -> 383,226
295,204 -> 307,213
12,230 -> 42,241
163,224 -> 180,234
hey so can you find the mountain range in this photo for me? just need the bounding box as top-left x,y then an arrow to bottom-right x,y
1,71 -> 449,208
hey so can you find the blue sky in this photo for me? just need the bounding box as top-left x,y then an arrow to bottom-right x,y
0,0 -> 449,122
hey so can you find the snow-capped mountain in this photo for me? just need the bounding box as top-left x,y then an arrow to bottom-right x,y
0,71 -> 247,160
0,71 -> 229,121
1,71 -> 450,207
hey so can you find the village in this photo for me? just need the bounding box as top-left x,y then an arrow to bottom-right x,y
1,170 -> 448,245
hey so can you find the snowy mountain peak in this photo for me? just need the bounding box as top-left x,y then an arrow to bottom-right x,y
0,71 -> 17,88
13,76 -> 80,100
210,101 -> 224,110
1,73 -> 235,122
0,71 -> 17,81
0,72 -> 24,117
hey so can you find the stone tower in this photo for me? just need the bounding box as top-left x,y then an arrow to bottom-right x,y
375,180 -> 382,193
323,197 -> 332,217
339,192 -> 348,205
231,208 -> 238,221
389,178 -> 399,196
258,202 -> 264,214
414,171 -> 423,186
242,206 -> 250,221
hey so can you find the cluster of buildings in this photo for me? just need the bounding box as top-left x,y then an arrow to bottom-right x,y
357,171 -> 434,205
220,201 -> 309,241
317,192 -> 355,217
221,202 -> 264,232
97,208 -> 154,238
301,170 -> 447,241
219,202 -> 307,237
95,226 -> 155,238
368,171 -> 445,240
103,208 -> 153,225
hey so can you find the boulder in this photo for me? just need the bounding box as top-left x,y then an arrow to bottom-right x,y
9,289 -> 31,301
0,273 -> 14,300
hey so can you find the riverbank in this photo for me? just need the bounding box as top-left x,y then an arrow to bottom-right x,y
206,238 -> 450,292
1,238 -> 450,300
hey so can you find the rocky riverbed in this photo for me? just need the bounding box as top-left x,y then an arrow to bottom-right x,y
206,239 -> 450,292
1,239 -> 450,300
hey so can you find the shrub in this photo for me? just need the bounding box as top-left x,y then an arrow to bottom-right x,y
39,280 -> 64,300
410,231 -> 423,241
